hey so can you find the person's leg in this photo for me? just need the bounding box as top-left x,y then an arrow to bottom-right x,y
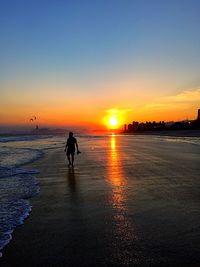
67,154 -> 71,165
71,154 -> 74,166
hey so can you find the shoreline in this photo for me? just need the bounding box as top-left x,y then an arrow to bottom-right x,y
0,146 -> 66,266
122,129 -> 200,137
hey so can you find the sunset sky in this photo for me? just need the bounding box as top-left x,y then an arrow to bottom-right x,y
1,0 -> 200,131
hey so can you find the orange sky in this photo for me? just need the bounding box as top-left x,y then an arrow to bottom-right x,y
1,85 -> 200,130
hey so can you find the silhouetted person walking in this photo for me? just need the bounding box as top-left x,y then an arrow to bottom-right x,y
64,132 -> 80,167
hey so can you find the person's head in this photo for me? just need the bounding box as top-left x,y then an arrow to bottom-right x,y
69,132 -> 73,137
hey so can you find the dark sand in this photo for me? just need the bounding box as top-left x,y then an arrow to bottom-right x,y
1,136 -> 200,267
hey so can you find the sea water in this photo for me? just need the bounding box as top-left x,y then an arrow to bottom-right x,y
0,134 -> 64,257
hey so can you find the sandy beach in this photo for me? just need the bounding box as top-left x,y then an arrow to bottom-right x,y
1,135 -> 200,267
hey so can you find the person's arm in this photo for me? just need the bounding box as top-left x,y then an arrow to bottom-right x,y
75,139 -> 81,154
75,140 -> 79,152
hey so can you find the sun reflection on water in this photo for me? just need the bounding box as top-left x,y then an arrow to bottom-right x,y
106,135 -> 137,265
108,135 -> 126,210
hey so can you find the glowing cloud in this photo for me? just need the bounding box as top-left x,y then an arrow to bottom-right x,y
134,88 -> 200,121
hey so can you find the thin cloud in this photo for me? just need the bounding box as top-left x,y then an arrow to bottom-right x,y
135,88 -> 200,120
145,88 -> 200,109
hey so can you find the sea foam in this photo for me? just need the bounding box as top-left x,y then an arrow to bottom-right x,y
0,136 -> 48,256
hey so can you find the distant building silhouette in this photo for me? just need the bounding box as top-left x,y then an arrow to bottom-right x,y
123,108 -> 200,133
198,109 -> 200,120
128,124 -> 133,131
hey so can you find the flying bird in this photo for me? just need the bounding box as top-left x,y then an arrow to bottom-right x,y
30,116 -> 37,122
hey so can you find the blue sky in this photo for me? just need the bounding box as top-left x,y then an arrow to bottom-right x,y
1,0 -> 200,125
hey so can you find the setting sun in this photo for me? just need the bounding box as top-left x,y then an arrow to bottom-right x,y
102,108 -> 128,130
108,116 -> 118,127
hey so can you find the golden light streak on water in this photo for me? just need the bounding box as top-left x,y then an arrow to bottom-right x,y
106,135 -> 137,264
108,135 -> 125,206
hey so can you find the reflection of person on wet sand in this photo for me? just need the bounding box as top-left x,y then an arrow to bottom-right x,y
64,132 -> 81,167
67,167 -> 76,193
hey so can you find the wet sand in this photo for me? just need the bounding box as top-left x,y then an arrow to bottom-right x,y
124,129 -> 200,137
1,136 -> 200,267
